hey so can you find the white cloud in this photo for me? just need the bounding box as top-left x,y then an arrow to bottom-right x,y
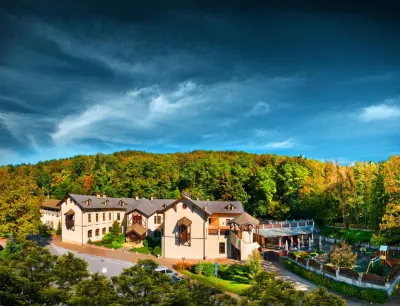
359,101 -> 400,122
263,138 -> 297,149
246,101 -> 270,117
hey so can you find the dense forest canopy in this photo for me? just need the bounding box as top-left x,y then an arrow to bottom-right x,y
1,150 -> 400,240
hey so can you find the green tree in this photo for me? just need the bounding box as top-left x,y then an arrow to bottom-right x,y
112,265 -> 173,305
0,170 -> 43,241
247,249 -> 262,280
56,220 -> 62,235
53,252 -> 89,289
69,273 -> 118,306
328,241 -> 357,269
243,271 -> 304,306
302,287 -> 346,306
110,220 -> 121,238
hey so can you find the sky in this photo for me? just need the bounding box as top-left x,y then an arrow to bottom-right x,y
1,1 -> 400,165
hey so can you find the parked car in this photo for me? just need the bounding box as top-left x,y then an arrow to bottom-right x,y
171,275 -> 183,282
155,266 -> 178,276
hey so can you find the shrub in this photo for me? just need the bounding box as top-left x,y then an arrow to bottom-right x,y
152,246 -> 161,257
194,263 -> 203,275
111,241 -> 122,249
230,275 -> 250,284
143,239 -> 149,247
174,261 -> 193,271
201,262 -> 215,277
87,239 -> 93,244
227,263 -> 248,277
247,249 -> 262,279
102,234 -> 113,244
283,260 -> 388,303
56,221 -> 62,235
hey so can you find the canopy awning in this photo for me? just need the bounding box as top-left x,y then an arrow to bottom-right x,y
258,226 -> 314,238
126,223 -> 147,237
65,209 -> 75,216
177,217 -> 192,227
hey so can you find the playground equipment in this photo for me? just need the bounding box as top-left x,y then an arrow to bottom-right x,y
366,245 -> 392,273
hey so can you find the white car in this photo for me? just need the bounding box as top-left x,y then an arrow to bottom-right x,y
155,266 -> 178,277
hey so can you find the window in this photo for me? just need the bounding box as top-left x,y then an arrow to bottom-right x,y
96,214 -> 99,222
95,229 -> 100,236
88,230 -> 92,238
88,214 -> 91,223
103,213 -> 105,221
219,242 -> 225,254
109,213 -> 111,220
102,227 -> 106,235
117,213 -> 120,221
132,215 -> 142,224
154,215 -> 162,224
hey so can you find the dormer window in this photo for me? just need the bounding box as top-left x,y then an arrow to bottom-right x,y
225,204 -> 235,211
85,198 -> 92,206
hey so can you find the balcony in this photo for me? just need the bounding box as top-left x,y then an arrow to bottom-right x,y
208,226 -> 230,236
66,219 -> 75,230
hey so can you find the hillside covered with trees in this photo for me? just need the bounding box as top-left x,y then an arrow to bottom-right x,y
1,151 -> 400,244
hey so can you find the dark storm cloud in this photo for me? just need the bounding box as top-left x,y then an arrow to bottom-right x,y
0,1 -> 400,164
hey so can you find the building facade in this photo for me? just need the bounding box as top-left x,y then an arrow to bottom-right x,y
40,199 -> 61,230
56,193 -> 260,260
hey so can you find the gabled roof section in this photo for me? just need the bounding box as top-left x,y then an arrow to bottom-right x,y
229,212 -> 259,226
41,199 -> 61,210
125,198 -> 175,217
177,217 -> 192,227
190,199 -> 244,215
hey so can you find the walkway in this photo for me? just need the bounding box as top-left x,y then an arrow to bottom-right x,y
51,236 -> 236,269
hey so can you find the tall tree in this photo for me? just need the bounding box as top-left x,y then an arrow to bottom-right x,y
0,170 -> 42,241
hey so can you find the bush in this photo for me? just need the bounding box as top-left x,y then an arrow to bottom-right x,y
111,241 -> 122,249
87,239 -> 93,244
143,239 -> 149,247
174,261 -> 193,271
56,221 -> 62,235
152,246 -> 161,257
194,263 -> 203,275
102,234 -> 113,244
283,260 -> 388,303
230,275 -> 250,284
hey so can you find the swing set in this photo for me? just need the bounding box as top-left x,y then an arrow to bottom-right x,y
366,245 -> 392,273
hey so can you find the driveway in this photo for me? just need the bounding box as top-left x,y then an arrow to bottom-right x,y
47,243 -> 135,277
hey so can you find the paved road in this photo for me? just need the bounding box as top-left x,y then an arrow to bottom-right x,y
47,243 -> 135,277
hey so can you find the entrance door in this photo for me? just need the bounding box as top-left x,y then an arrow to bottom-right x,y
230,244 -> 241,261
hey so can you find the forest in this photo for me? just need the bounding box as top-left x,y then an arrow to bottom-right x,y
1,150 -> 400,244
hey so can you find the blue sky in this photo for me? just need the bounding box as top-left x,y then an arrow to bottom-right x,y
1,1 -> 400,165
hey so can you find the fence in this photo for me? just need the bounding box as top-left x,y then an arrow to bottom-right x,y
285,252 -> 400,295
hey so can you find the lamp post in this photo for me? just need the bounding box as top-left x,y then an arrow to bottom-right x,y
182,257 -> 185,264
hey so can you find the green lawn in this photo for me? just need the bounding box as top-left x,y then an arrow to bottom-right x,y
320,226 -> 374,244
180,270 -> 251,295
129,246 -> 150,254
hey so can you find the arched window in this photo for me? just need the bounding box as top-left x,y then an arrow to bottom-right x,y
88,230 -> 92,238
95,229 -> 100,236
102,227 -> 106,235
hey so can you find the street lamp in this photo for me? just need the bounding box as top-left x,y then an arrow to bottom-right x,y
182,257 -> 185,264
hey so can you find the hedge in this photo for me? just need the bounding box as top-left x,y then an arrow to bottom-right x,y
283,260 -> 388,304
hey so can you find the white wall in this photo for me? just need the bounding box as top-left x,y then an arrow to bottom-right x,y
163,201 -> 207,259
61,198 -> 84,245
40,209 -> 61,230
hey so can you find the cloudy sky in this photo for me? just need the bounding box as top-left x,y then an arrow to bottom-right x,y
1,1 -> 400,165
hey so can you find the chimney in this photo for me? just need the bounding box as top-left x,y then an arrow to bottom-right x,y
150,196 -> 154,202
135,194 -> 139,200
96,192 -> 100,199
103,192 -> 107,199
